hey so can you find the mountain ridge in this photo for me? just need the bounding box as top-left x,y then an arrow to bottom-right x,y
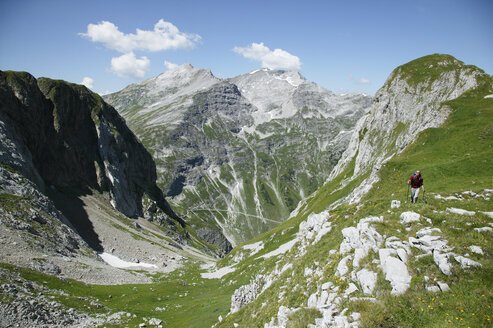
0,54 -> 491,328
104,64 -> 372,248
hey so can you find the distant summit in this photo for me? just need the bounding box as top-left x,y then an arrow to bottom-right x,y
104,64 -> 372,247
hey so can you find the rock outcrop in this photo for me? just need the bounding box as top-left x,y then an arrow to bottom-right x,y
104,64 -> 372,247
0,70 -> 182,226
327,54 -> 488,206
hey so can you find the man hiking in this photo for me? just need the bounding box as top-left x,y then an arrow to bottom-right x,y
408,170 -> 424,203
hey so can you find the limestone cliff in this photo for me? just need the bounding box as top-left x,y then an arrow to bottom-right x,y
0,70 -> 184,230
326,54 -> 488,206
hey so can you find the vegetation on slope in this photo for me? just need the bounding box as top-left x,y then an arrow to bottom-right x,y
215,60 -> 493,327
1,56 -> 491,327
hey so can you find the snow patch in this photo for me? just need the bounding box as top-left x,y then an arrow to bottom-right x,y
201,265 -> 236,279
98,252 -> 157,269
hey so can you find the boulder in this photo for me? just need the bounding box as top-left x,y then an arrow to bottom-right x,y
400,211 -> 420,225
379,248 -> 411,295
355,269 -> 377,295
391,200 -> 401,209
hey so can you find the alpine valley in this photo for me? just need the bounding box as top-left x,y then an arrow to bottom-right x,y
103,65 -> 372,251
0,54 -> 492,328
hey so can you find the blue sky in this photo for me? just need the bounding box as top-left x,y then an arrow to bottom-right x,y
1,0 -> 492,95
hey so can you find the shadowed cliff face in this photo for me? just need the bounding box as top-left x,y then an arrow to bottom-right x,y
0,71 -> 183,227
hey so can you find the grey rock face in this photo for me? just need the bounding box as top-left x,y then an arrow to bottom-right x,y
0,267 -> 104,327
0,70 -> 182,226
327,54 -> 488,206
104,64 -> 372,248
0,163 -> 89,274
196,227 -> 233,257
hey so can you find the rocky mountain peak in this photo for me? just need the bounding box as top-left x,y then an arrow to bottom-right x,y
104,63 -> 372,248
328,54 -> 488,206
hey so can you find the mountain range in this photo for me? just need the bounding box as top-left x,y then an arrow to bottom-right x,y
104,64 -> 372,252
0,54 -> 492,327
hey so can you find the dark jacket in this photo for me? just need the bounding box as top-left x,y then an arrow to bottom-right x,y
409,174 -> 423,188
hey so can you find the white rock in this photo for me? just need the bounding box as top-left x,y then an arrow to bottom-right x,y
276,306 -> 296,327
299,210 -> 332,245
426,285 -> 440,292
435,194 -> 460,200
379,249 -> 411,295
353,248 -> 367,268
400,211 -> 420,225
416,227 -> 442,238
469,245 -> 483,255
437,281 -> 450,292
351,312 -> 361,321
396,248 -> 408,263
321,282 -> 334,291
446,207 -> 475,216
433,251 -> 453,275
385,237 -> 411,255
454,255 -> 482,269
355,269 -> 377,295
307,293 -> 318,308
317,290 -> 329,308
409,232 -> 452,254
481,211 -> 493,218
391,200 -> 401,208
340,227 -> 359,254
344,283 -> 359,296
335,255 -> 352,277
230,275 -> 264,313
474,227 -> 493,232
339,216 -> 383,267
242,241 -> 264,256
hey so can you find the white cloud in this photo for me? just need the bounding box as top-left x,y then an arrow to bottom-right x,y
110,52 -> 150,79
98,90 -> 112,96
80,19 -> 201,53
80,77 -> 94,89
233,42 -> 302,70
350,75 -> 370,84
164,60 -> 179,70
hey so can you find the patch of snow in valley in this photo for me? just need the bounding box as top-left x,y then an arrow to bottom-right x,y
201,265 -> 236,279
98,252 -> 157,269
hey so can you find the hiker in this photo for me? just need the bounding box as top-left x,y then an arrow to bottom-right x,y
408,170 -> 424,203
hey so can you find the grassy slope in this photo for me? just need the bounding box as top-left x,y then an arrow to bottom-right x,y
1,59 -> 491,327
214,63 -> 493,327
351,67 -> 493,328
